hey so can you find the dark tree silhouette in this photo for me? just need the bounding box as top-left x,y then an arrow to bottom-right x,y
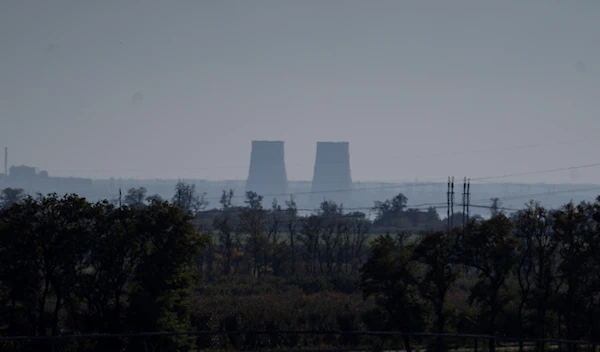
459,215 -> 517,352
124,187 -> 147,209
0,188 -> 25,208
361,234 -> 424,352
413,230 -> 459,352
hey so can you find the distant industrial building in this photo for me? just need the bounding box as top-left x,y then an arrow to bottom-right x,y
9,165 -> 38,179
0,163 -> 92,197
311,141 -> 353,206
245,140 -> 288,200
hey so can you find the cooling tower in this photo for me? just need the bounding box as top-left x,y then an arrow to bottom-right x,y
311,141 -> 353,206
245,140 -> 288,198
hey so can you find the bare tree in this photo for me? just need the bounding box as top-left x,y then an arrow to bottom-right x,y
266,199 -> 283,276
285,195 -> 299,275
213,189 -> 237,275
321,218 -> 340,274
239,191 -> 267,278
490,198 -> 503,217
318,200 -> 343,274
349,216 -> 370,273
145,194 -> 164,204
513,201 -> 561,352
300,216 -> 322,275
337,219 -> 351,273
172,181 -> 208,216
124,187 -> 147,209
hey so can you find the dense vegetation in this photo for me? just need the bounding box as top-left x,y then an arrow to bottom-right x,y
1,185 -> 600,351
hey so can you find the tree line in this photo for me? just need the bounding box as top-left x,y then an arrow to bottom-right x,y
0,190 -> 205,351
363,198 -> 600,352
1,184 -> 600,351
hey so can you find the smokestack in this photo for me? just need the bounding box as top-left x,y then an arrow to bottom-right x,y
311,141 -> 352,206
4,147 -> 6,176
246,140 -> 288,198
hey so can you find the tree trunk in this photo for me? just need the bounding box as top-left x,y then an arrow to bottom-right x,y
518,299 -> 525,352
224,246 -> 231,275
290,232 -> 296,275
38,278 -> 50,336
403,336 -> 413,352
51,290 -> 62,336
489,338 -> 496,352
537,243 -> 546,352
436,309 -> 447,352
537,305 -> 546,352
489,291 -> 499,352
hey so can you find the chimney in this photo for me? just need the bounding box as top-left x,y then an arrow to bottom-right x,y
311,141 -> 352,206
246,140 -> 288,199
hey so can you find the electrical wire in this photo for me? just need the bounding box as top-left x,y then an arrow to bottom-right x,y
471,162 -> 600,181
469,186 -> 600,204
40,138 -> 596,174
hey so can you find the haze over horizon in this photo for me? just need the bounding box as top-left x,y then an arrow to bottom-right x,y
1,0 -> 599,183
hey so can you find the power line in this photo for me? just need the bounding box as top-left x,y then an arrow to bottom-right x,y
200,203 -> 516,229
12,164 -> 600,216
25,186 -> 600,217
471,162 -> 600,181
204,180 -> 448,200
206,160 -> 600,200
198,202 -> 447,215
470,186 -> 600,204
71,184 -> 600,215
418,138 -> 593,160
31,161 -> 600,203
40,138 -> 596,175
467,204 -> 521,212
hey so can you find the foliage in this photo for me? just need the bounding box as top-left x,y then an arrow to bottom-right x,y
413,230 -> 459,351
372,193 -> 443,233
0,187 -> 25,208
124,187 -> 147,209
171,181 -> 208,216
458,215 -> 517,352
361,234 -> 425,352
2,186 -> 600,351
0,194 -> 207,351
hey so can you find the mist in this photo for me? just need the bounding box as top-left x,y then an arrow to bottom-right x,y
1,0 -> 599,184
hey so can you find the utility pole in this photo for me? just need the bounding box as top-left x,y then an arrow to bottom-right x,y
462,177 -> 467,229
447,177 -> 451,235
466,178 -> 471,222
450,176 -> 455,230
4,147 -> 7,176
119,188 -> 122,208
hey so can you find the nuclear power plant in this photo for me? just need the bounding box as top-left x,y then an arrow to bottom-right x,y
1,142 -> 592,213
245,140 -> 288,198
311,141 -> 353,206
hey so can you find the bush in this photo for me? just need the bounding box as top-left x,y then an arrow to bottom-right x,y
190,291 -> 375,350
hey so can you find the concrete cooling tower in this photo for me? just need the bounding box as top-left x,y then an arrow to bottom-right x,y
245,140 -> 288,198
311,141 -> 353,206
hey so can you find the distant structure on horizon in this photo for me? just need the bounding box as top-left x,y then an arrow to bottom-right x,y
311,141 -> 352,206
4,147 -> 7,176
245,140 -> 288,199
0,148 -> 93,195
0,164 -> 93,196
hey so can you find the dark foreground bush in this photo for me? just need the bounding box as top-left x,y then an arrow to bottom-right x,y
191,291 -> 374,350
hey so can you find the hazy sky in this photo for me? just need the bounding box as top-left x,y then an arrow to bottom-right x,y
1,0 -> 599,183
